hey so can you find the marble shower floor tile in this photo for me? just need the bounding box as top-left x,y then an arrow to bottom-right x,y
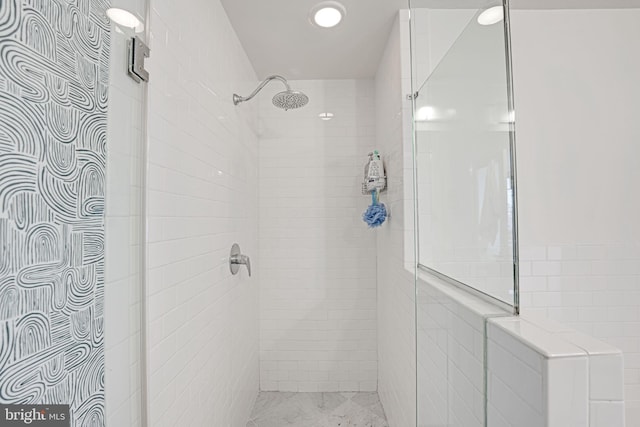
247,392 -> 389,427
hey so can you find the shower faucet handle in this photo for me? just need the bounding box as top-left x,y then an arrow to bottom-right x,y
229,243 -> 251,277
236,254 -> 251,277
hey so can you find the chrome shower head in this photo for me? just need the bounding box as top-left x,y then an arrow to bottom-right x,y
272,90 -> 309,111
233,75 -> 309,110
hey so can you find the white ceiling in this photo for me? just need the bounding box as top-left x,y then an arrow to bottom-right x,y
220,0 -> 407,80
221,0 -> 640,80
510,0 -> 640,9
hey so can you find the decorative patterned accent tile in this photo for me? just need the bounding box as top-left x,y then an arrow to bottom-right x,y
0,0 -> 111,424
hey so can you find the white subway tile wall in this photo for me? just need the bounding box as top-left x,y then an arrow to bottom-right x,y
487,317 -> 625,427
104,0 -> 148,425
417,275 -> 501,427
257,79 -> 378,393
145,0 -> 260,425
375,12 -> 418,427
519,243 -> 640,425
487,320 -> 555,427
511,9 -> 640,424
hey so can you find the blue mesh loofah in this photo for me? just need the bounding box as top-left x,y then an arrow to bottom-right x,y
363,191 -> 387,228
363,203 -> 387,228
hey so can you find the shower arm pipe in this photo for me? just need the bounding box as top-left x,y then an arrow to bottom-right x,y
233,75 -> 291,105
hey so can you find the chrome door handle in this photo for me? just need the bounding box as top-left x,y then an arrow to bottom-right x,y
229,243 -> 251,277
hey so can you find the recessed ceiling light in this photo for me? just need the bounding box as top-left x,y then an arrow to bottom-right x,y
315,8 -> 341,27
106,8 -> 144,32
318,112 -> 334,121
477,6 -> 504,26
310,2 -> 346,29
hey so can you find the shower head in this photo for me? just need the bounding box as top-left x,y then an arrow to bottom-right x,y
233,75 -> 309,111
272,90 -> 309,111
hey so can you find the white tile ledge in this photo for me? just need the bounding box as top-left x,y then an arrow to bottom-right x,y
489,313 -> 624,361
518,313 -> 623,357
417,269 -> 511,319
488,317 -> 588,359
531,314 -> 622,358
417,269 -> 623,360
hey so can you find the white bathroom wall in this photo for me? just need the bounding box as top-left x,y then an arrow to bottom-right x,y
145,0 -> 260,425
487,316 -> 625,427
510,9 -> 640,424
104,1 -> 148,425
375,11 -> 418,427
417,272 -> 507,427
257,79 -> 378,393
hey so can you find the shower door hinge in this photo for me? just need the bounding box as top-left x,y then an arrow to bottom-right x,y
406,91 -> 419,101
128,36 -> 150,83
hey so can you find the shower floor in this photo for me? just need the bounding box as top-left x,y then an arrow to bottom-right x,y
246,391 -> 389,427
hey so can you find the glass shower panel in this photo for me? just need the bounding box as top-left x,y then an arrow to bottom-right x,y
412,1 -> 517,307
409,2 -> 518,427
104,1 -> 149,425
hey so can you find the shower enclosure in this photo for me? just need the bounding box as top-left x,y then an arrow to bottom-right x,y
1,0 -> 636,426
